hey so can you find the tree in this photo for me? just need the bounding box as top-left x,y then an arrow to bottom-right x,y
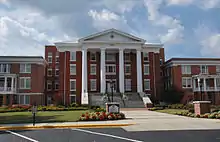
161,86 -> 184,104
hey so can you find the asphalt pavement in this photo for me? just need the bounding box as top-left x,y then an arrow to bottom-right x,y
1,128 -> 220,142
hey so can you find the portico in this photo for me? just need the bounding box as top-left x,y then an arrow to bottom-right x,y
55,29 -> 163,105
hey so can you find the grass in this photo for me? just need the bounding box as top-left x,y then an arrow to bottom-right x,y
0,110 -> 89,124
155,109 -> 189,115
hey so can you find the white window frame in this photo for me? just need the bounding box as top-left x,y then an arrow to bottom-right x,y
90,52 -> 96,61
70,64 -> 76,75
55,52 -> 59,63
143,52 -> 149,62
70,79 -> 76,91
48,52 -> 53,63
19,77 -> 31,89
144,79 -> 150,91
124,53 -> 131,62
47,81 -> 52,90
90,64 -> 96,75
182,77 -> 192,88
216,66 -> 220,74
106,53 -> 116,61
70,52 -> 76,61
90,79 -> 97,91
55,65 -> 59,76
181,65 -> 191,74
55,81 -> 59,90
200,65 -> 208,74
47,69 -> 52,76
20,64 -> 31,73
0,64 -> 10,73
19,95 -> 30,105
125,79 -> 132,91
105,64 -> 116,75
69,94 -> 76,103
144,64 -> 149,75
125,64 -> 131,75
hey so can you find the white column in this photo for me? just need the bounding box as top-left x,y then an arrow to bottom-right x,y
15,78 -> 17,92
119,48 -> 125,93
214,78 -> 217,91
193,78 -> 196,90
4,77 -> 7,91
100,48 -> 106,93
11,77 -> 14,92
203,78 -> 206,91
81,48 -> 88,104
197,79 -> 200,91
136,49 -> 143,93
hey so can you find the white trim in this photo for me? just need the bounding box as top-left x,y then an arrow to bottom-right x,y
69,94 -> 76,103
125,64 -> 131,75
47,68 -> 52,76
55,81 -> 59,90
70,64 -> 76,75
18,94 -> 30,105
166,60 -> 220,67
16,93 -> 44,95
105,64 -> 116,75
70,79 -> 76,91
47,81 -> 52,90
20,64 -> 31,73
90,52 -> 96,61
70,52 -> 76,61
125,79 -> 132,91
182,77 -> 192,88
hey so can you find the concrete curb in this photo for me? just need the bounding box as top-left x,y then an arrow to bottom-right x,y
0,123 -> 136,130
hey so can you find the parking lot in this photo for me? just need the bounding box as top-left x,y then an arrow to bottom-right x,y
1,128 -> 220,142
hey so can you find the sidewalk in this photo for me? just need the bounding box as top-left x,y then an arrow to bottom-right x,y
0,119 -> 135,130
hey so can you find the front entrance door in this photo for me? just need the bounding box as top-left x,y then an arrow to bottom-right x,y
106,80 -> 117,93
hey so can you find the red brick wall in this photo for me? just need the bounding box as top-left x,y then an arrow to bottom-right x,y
172,65 -> 182,90
96,52 -> 100,92
76,51 -> 82,104
209,66 -> 216,75
191,65 -> 200,75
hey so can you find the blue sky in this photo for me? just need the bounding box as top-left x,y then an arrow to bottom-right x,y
0,0 -> 220,60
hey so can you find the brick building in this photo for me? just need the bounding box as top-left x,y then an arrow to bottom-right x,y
45,29 -> 165,106
163,58 -> 220,105
0,56 -> 47,106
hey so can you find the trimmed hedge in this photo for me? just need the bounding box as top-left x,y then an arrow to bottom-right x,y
175,111 -> 220,119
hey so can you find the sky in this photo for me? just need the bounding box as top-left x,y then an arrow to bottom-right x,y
0,0 -> 220,60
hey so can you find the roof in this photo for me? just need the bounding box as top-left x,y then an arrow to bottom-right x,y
0,56 -> 47,65
78,28 -> 146,43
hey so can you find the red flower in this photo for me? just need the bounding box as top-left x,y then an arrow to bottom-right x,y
96,112 -> 100,115
82,114 -> 85,117
86,116 -> 89,120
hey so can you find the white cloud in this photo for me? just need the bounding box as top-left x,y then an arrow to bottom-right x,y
144,0 -> 184,45
194,24 -> 220,56
166,0 -> 195,5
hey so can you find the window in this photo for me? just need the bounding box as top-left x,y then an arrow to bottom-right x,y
70,79 -> 76,91
216,78 -> 220,87
55,81 -> 59,90
19,95 -> 30,105
106,53 -> 116,61
216,66 -> 220,74
182,77 -> 192,88
70,52 -> 76,61
47,81 -> 52,90
124,53 -> 130,62
56,52 -> 59,63
19,77 -> 31,89
0,64 -> 10,73
55,65 -> 59,76
90,52 -> 96,61
181,65 -> 191,74
20,64 -> 31,73
47,96 -> 52,104
47,69 -> 52,76
48,52 -> 53,63
70,94 -> 76,104
125,64 -> 131,75
143,52 -> 149,61
90,79 -> 97,91
160,59 -> 163,65
200,65 -> 208,74
144,64 -> 149,75
144,79 -> 150,90
70,64 -> 76,75
90,64 -> 96,75
106,64 -> 116,75
125,79 -> 131,91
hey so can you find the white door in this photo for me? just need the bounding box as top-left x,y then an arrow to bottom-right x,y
106,81 -> 116,93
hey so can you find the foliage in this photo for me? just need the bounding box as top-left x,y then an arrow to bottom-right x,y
79,111 -> 126,121
161,86 -> 184,104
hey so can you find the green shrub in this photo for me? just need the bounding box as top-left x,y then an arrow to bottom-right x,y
195,114 -> 200,118
188,108 -> 194,113
216,114 -> 220,119
208,113 -> 216,119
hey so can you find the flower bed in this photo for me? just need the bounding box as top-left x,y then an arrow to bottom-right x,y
175,111 -> 220,119
79,112 -> 126,121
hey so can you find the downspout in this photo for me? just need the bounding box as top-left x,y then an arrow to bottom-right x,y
64,52 -> 66,106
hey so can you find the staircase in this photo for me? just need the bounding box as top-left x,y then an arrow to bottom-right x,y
89,92 -> 148,108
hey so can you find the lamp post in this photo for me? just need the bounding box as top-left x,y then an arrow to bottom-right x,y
109,79 -> 114,102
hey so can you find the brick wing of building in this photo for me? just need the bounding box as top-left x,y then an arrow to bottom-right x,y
164,58 -> 220,105
45,29 -> 165,106
0,56 -> 46,106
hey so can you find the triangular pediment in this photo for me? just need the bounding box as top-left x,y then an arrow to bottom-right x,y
79,29 -> 145,43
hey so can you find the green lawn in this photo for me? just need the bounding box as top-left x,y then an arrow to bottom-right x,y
0,110 -> 89,124
155,109 -> 189,115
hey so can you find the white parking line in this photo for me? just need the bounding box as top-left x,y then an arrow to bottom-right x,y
72,128 -> 143,142
6,130 -> 39,142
